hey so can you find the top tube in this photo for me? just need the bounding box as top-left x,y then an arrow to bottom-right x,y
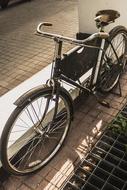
36,22 -> 109,46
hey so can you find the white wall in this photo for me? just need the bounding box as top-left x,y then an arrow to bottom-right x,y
78,0 -> 127,33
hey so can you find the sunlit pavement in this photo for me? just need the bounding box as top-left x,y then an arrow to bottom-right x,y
1,0 -> 127,189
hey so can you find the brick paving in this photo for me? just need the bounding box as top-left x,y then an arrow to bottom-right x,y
1,0 -> 127,190
0,0 -> 78,96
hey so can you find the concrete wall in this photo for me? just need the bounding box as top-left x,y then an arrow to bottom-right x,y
78,0 -> 127,33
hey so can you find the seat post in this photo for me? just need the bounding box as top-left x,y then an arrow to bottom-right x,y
100,25 -> 105,32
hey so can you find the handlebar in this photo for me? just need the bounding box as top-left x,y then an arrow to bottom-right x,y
36,22 -> 109,46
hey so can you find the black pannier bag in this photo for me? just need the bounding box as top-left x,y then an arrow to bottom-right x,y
60,35 -> 101,81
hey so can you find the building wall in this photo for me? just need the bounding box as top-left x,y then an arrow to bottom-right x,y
78,0 -> 127,33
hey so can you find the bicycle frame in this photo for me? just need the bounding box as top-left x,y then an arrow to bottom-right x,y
49,37 -> 120,95
36,22 -> 122,98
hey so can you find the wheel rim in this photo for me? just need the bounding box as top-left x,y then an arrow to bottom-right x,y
6,92 -> 70,174
100,32 -> 127,92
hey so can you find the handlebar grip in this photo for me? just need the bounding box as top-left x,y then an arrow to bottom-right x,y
37,22 -> 53,34
43,22 -> 53,26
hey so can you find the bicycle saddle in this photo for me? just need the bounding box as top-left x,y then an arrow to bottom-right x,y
95,9 -> 120,28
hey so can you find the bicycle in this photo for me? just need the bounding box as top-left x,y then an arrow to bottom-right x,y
1,9 -> 127,175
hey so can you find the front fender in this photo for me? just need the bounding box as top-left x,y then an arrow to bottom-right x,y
14,85 -> 74,120
14,84 -> 48,107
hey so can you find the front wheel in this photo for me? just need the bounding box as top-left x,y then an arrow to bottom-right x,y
99,26 -> 127,92
0,86 -> 72,175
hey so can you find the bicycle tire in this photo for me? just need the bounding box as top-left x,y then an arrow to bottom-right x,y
99,25 -> 127,92
0,86 -> 72,175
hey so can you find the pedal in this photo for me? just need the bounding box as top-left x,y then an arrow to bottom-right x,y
98,100 -> 110,108
93,91 -> 110,108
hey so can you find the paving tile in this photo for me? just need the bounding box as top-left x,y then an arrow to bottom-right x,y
0,182 -> 4,190
24,174 -> 42,189
54,174 -> 67,189
3,176 -> 23,190
0,0 -> 78,96
88,108 -> 101,118
17,184 -> 31,190
44,168 -> 58,182
38,165 -> 52,178
34,180 -> 50,190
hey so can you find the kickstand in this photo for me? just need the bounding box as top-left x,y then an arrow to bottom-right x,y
111,80 -> 122,97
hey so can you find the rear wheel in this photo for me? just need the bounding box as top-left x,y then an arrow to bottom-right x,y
99,26 -> 127,92
0,87 -> 72,175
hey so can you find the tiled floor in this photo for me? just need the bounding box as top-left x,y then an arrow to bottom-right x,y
0,0 -> 78,96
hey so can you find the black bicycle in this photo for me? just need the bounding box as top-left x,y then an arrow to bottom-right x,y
1,9 -> 127,175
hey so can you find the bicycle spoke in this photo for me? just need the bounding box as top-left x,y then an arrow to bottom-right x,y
18,116 -> 31,128
37,98 -> 43,118
15,124 -> 30,129
15,135 -> 42,169
23,137 -> 43,169
46,135 -> 59,141
110,37 -> 124,58
26,107 -> 36,126
38,137 -> 47,160
10,129 -> 28,133
9,134 -> 37,147
113,39 -> 124,56
30,103 -> 40,123
102,68 -> 118,88
50,119 -> 67,133
9,135 -> 40,163
39,97 -> 51,123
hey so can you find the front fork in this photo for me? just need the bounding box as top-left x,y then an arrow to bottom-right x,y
46,78 -> 61,124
